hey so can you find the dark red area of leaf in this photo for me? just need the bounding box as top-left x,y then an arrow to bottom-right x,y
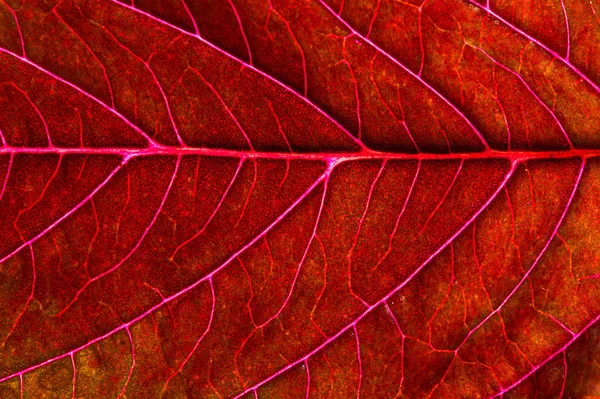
1,0 -> 600,398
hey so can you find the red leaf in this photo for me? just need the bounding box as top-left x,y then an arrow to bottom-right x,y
1,0 -> 599,397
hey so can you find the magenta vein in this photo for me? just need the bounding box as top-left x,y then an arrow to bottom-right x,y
354,325 -> 362,399
348,161 -> 386,305
53,9 -> 116,109
254,170 -> 328,329
372,161 -> 420,272
484,160 -> 586,397
419,159 -> 463,234
2,146 -> 600,162
3,1 -> 25,57
0,156 -> 129,265
559,0 -> 571,60
0,2 -> 596,391
230,160 -> 517,399
0,164 -> 332,384
226,0 -> 252,64
314,0 -> 492,152
162,278 -> 215,395
453,159 -> 584,356
304,360 -> 310,399
70,353 -> 76,399
366,0 -> 381,39
385,301 -> 405,394
0,152 -> 12,201
13,154 -> 62,232
0,48 -> 159,147
180,0 -> 199,35
55,156 -> 181,317
493,310 -> 600,398
8,82 -> 52,147
266,100 -> 293,152
465,0 -> 600,96
170,158 -> 243,261
2,149 -> 587,274
592,0 -> 600,25
116,327 -> 135,399
187,67 -> 254,151
559,351 -> 567,398
107,0 -> 368,152
2,245 -> 36,346
467,44 -> 573,149
99,25 -> 184,146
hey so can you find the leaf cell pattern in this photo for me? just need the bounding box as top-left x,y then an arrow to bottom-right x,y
1,0 -> 600,398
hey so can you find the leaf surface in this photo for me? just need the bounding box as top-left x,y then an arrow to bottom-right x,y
1,0 -> 600,397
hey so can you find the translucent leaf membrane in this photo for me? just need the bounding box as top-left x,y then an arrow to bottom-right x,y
0,0 -> 600,398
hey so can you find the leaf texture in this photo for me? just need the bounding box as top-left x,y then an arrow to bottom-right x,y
0,0 -> 600,397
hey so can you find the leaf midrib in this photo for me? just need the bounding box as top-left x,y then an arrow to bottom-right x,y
2,146 -> 600,162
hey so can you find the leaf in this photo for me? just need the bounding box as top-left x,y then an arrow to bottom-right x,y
0,0 -> 599,397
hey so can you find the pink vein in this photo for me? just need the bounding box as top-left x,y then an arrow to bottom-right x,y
452,159 -> 584,357
170,158 -> 244,261
180,0 -> 199,35
484,161 -> 586,397
385,301 -> 405,394
161,278 -> 215,396
368,55 -> 420,152
592,0 -> 600,26
372,161 -> 420,272
304,360 -> 310,399
2,147 -> 600,162
99,25 -> 184,146
559,0 -> 571,60
7,82 -> 52,147
466,0 -> 600,95
366,0 -> 381,39
278,7 -> 308,97
467,43 -> 573,149
341,36 -> 362,140
3,0 -> 25,57
315,0 -> 492,152
0,152 -> 12,201
253,168 -> 329,329
230,161 -> 517,399
493,311 -> 600,398
70,353 -> 76,399
55,156 -> 181,317
0,3 -> 595,392
419,159 -> 463,234
0,157 -> 130,265
2,245 -> 36,345
116,327 -> 136,399
53,9 -> 116,109
348,161 -> 386,304
0,163 -> 332,384
559,351 -> 567,398
227,0 -> 252,64
13,154 -> 62,233
187,67 -> 254,151
266,100 -> 294,152
0,48 -> 159,148
108,0 -> 368,152
354,325 -> 362,399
